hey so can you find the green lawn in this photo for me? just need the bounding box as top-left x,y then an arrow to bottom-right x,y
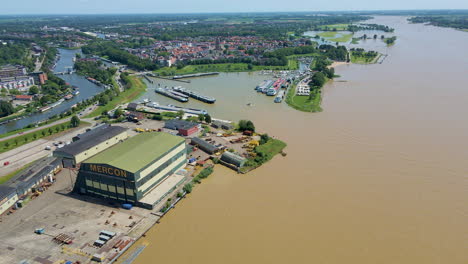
155,60 -> 299,77
329,33 -> 353,43
0,121 -> 90,154
285,82 -> 323,112
317,31 -> 338,38
240,138 -> 287,173
255,139 -> 287,157
351,38 -> 360,44
85,76 -> 147,118
350,52 -> 380,64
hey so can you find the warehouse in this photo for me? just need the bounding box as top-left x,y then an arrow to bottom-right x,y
164,119 -> 199,137
54,125 -> 128,167
190,137 -> 219,154
0,186 -> 18,215
220,152 -> 247,168
74,132 -> 187,209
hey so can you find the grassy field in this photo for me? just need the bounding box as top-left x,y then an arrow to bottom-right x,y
351,38 -> 360,44
285,82 -> 323,112
155,60 -> 299,76
317,31 -> 338,38
350,52 -> 381,64
240,138 -> 287,173
329,33 -> 354,43
0,121 -> 90,154
85,76 -> 147,118
319,24 -> 350,30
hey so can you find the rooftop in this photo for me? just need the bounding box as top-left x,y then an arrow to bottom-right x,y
164,119 -> 198,130
83,132 -> 185,173
55,125 -> 128,156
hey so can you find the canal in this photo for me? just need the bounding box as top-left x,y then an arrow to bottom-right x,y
0,49 -> 103,134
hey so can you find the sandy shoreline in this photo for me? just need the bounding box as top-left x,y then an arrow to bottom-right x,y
328,61 -> 350,68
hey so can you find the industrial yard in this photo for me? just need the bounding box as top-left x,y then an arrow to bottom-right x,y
0,100 -> 286,264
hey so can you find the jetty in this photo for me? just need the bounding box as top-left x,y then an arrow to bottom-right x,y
172,72 -> 219,79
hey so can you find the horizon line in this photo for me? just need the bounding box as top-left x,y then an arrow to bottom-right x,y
1,8 -> 468,16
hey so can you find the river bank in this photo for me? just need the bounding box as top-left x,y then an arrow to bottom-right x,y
123,16 -> 468,264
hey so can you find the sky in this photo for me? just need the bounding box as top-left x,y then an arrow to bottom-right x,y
2,0 -> 468,14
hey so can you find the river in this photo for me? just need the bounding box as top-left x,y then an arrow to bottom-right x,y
122,15 -> 468,264
0,49 -> 103,134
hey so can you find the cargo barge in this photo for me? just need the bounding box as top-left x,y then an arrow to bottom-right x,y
155,87 -> 189,102
172,86 -> 216,104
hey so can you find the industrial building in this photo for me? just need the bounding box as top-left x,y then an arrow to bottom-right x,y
220,152 -> 247,168
54,125 -> 128,167
1,157 -> 62,215
190,137 -> 219,154
0,186 -> 18,215
164,119 -> 199,136
74,132 -> 187,209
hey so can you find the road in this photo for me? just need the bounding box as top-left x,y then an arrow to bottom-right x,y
0,123 -> 94,177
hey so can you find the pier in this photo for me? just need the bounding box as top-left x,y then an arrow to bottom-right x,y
173,72 -> 219,79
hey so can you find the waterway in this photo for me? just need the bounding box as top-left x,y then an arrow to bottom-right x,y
0,49 -> 103,134
125,15 -> 468,264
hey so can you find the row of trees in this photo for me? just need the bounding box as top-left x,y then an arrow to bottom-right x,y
74,60 -> 116,85
82,42 -> 158,71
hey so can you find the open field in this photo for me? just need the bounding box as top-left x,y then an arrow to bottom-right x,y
317,31 -> 338,38
86,76 -> 147,118
319,24 -> 350,30
285,82 -> 323,112
154,60 -> 299,76
329,33 -> 353,42
350,52 -> 381,64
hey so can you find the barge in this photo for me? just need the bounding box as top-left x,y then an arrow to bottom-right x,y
155,87 -> 189,102
172,86 -> 216,104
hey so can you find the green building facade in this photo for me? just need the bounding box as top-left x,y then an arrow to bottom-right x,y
74,133 -> 187,208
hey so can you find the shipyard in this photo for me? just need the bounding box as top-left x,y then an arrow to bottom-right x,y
0,102 -> 286,264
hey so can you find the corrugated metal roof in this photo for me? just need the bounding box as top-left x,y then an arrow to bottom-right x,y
54,125 -> 127,156
190,137 -> 218,154
83,133 -> 185,173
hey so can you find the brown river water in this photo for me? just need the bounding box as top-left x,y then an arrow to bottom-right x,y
126,16 -> 468,264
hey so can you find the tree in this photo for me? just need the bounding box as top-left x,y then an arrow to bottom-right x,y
310,72 -> 327,88
70,115 -> 80,128
48,128 -> 53,135
176,110 -> 184,119
204,114 -> 212,124
183,183 -> 193,194
28,85 -> 39,95
41,130 -> 46,137
24,136 -> 28,142
0,100 -> 14,117
4,142 -> 9,149
33,133 -> 37,139
114,108 -> 123,118
238,120 -> 255,132
99,95 -> 109,105
373,34 -> 378,39
198,114 -> 205,122
260,134 -> 270,145
14,138 -> 18,145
